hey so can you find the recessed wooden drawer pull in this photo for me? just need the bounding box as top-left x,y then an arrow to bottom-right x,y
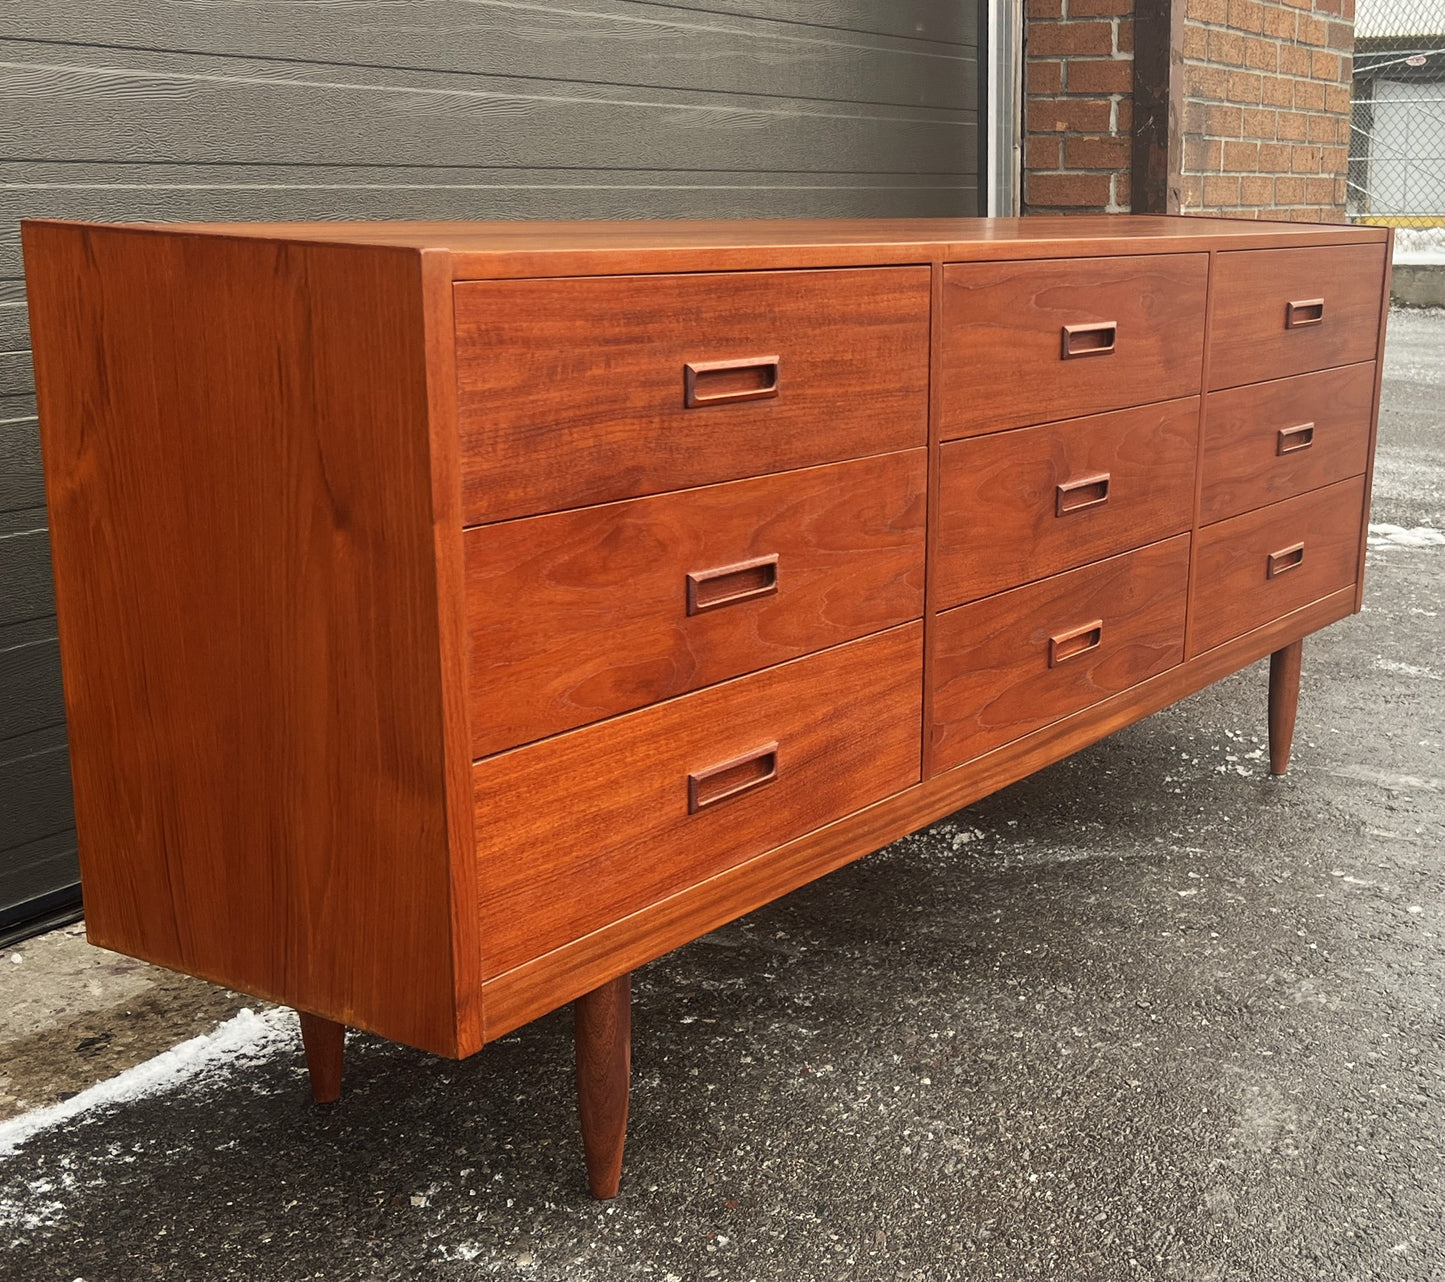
687,742 -> 779,814
1055,472 -> 1112,516
1060,322 -> 1117,359
1276,422 -> 1316,455
683,355 -> 781,408
1267,542 -> 1305,578
1285,298 -> 1325,329
1048,619 -> 1104,667
685,554 -> 779,615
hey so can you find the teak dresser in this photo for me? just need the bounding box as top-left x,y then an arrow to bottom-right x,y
22,216 -> 1391,1197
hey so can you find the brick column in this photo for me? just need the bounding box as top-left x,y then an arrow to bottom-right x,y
1179,0 -> 1353,220
1023,0 -> 1135,214
1022,0 -> 1354,220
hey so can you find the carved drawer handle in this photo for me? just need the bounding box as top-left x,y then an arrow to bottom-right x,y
1277,423 -> 1315,455
688,742 -> 779,814
1267,543 -> 1305,578
1056,472 -> 1111,516
1048,619 -> 1104,667
1285,298 -> 1324,329
1061,322 -> 1117,359
684,356 -> 780,407
686,554 -> 779,615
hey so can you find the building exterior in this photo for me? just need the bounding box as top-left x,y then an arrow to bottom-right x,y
1348,0 -> 1445,224
1024,0 -> 1355,220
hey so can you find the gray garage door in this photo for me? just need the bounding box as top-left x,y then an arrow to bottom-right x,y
0,1 -> 984,941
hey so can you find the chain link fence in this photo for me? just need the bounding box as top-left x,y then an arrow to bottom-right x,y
1350,0 -> 1445,228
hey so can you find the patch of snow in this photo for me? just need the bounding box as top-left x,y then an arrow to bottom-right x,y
1375,657 -> 1442,681
1368,523 -> 1445,549
0,1007 -> 293,1160
1394,226 -> 1445,265
1329,765 -> 1444,793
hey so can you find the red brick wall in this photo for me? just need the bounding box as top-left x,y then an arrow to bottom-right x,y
1024,0 -> 1135,214
1180,0 -> 1353,220
1022,0 -> 1354,219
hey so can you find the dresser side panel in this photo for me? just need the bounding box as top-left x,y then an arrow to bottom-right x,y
23,224 -> 461,1055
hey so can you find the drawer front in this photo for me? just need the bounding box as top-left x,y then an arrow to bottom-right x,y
474,624 -> 923,976
931,536 -> 1190,773
455,267 -> 931,524
1200,363 -> 1374,525
937,398 -> 1198,608
1190,476 -> 1366,655
939,254 -> 1207,439
1208,244 -> 1386,390
465,450 -> 926,758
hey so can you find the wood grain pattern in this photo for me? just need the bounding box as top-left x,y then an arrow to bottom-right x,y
419,248 -> 487,1058
574,973 -> 631,1201
936,399 -> 1198,608
1200,363 -> 1376,525
464,451 -> 926,757
939,254 -> 1208,438
20,217 -> 1391,1081
1355,233 -> 1395,612
454,268 -> 931,523
931,536 -> 1191,772
96,218 -> 1390,282
481,586 -> 1358,1041
473,624 -> 922,977
298,1012 -> 346,1105
1268,639 -> 1303,776
23,223 -> 464,1055
1207,244 -> 1388,390
1190,477 -> 1366,655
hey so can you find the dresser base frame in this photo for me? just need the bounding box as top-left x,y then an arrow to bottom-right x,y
295,632 -> 1314,1197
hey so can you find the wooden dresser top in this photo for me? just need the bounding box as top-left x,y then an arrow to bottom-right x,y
23,214 -> 1390,279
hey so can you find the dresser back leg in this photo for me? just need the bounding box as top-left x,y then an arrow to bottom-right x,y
574,973 -> 632,1199
1268,639 -> 1304,776
298,1011 -> 346,1104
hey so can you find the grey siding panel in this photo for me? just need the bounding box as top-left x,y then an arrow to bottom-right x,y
1,3 -> 975,108
0,831 -> 78,924
0,47 -> 974,174
0,519 -> 55,626
0,0 -> 980,930
641,2 -> 976,41
0,634 -> 62,742
0,411 -> 42,513
0,349 -> 32,397
0,300 -> 28,351
0,723 -> 73,851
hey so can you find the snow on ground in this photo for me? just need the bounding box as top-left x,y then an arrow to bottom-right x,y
1368,523 -> 1445,549
1394,227 -> 1445,265
0,1007 -> 293,1161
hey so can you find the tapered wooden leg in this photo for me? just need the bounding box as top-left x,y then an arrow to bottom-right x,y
298,1011 -> 345,1104
1268,638 -> 1303,776
574,973 -> 631,1199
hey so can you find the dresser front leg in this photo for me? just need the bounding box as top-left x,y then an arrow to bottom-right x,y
1268,638 -> 1303,776
574,973 -> 631,1199
297,1011 -> 346,1104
